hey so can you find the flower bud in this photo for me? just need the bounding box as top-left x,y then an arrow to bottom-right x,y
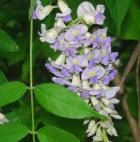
55,54 -> 66,65
72,74 -> 81,87
0,113 -> 9,124
111,127 -> 118,136
101,97 -> 110,106
58,0 -> 69,13
91,96 -> 99,106
82,80 -> 90,89
111,114 -> 122,119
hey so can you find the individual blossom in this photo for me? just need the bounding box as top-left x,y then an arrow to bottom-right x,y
81,66 -> 105,84
95,5 -> 106,25
32,0 -> 55,20
64,24 -> 88,42
77,1 -> 105,25
56,0 -> 72,22
39,24 -> 59,44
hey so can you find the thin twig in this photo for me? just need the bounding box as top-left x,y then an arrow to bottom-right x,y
121,94 -> 139,142
114,73 -> 139,142
120,42 -> 140,88
113,41 -> 140,142
136,55 -> 140,131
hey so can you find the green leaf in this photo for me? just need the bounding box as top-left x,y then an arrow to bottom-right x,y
0,70 -> 8,84
0,37 -> 26,65
120,7 -> 140,40
29,0 -> 37,19
37,125 -> 80,142
34,83 -> 105,119
0,123 -> 29,142
0,81 -> 27,107
105,0 -> 131,34
38,111 -> 86,141
0,29 -> 18,52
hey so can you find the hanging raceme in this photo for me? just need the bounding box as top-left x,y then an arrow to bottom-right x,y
33,0 -> 121,141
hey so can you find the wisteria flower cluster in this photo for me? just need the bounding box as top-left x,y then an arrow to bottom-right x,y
33,0 -> 121,141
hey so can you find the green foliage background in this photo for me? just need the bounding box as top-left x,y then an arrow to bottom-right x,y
0,0 -> 139,142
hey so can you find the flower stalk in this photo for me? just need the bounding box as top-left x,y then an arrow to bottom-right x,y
29,19 -> 36,142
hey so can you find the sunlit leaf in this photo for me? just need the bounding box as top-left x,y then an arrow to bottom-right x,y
0,81 -> 27,107
34,83 -> 105,119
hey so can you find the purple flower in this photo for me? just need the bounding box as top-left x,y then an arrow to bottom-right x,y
65,24 -> 88,42
110,52 -> 118,62
101,87 -> 120,99
95,5 -> 106,25
52,77 -> 66,85
66,55 -> 88,73
82,66 -> 105,84
63,15 -> 72,22
33,0 -> 54,20
57,0 -> 72,22
81,91 -> 90,99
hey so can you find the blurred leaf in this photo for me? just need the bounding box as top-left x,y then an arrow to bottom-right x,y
0,70 -> 8,84
6,112 -> 20,123
37,125 -> 80,142
0,81 -> 27,107
34,83 -> 105,119
127,87 -> 138,119
0,29 -> 18,52
21,60 -> 30,81
38,111 -> 86,141
0,37 -> 26,65
104,0 -> 131,34
120,7 -> 140,40
29,0 -> 37,19
5,102 -> 31,127
0,123 -> 29,142
113,120 -> 133,142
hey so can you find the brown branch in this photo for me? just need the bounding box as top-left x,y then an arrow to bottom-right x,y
114,73 -> 139,142
120,41 -> 140,88
136,55 -> 140,131
121,94 -> 139,142
113,41 -> 140,142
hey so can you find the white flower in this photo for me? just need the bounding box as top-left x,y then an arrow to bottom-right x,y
82,80 -> 90,89
33,0 -> 55,20
72,74 -> 81,87
111,114 -> 122,119
54,18 -> 66,29
91,96 -> 99,106
96,5 -> 105,13
58,0 -> 70,13
55,54 -> 66,65
77,2 -> 96,25
39,24 -> 58,43
0,113 -> 9,124
57,0 -> 71,20
101,97 -> 110,106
